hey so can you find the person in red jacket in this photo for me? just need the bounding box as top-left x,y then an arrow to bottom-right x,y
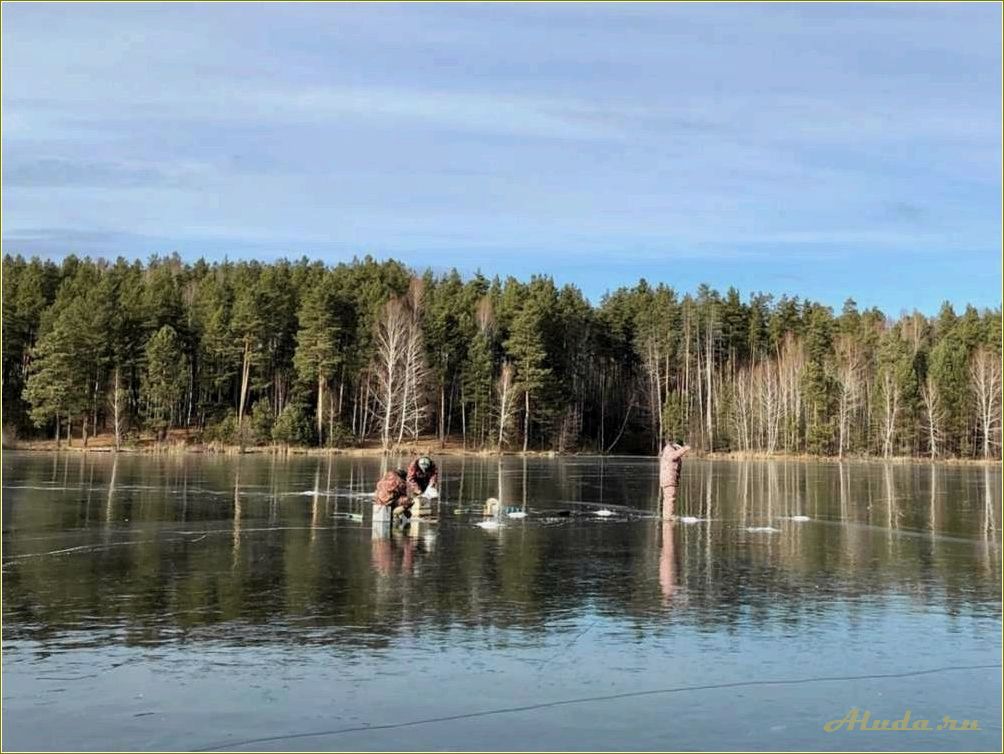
406,456 -> 438,496
659,441 -> 691,519
374,468 -> 412,521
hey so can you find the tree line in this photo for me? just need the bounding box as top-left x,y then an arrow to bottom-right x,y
2,253 -> 1000,458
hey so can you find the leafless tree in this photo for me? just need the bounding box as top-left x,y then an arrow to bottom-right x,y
730,365 -> 755,452
758,360 -> 782,455
237,337 -> 253,427
970,346 -> 1002,459
704,313 -> 715,450
834,335 -> 862,458
919,374 -> 944,459
371,297 -> 410,451
641,335 -> 665,446
397,279 -> 428,447
778,333 -> 804,453
879,369 -> 900,458
110,365 -> 126,452
496,361 -> 518,451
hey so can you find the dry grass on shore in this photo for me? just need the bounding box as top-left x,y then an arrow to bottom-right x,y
3,430 -> 999,465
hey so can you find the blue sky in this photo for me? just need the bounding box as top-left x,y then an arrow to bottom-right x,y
2,2 -> 1001,313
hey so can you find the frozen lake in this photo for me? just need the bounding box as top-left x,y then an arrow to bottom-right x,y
2,452 -> 1001,751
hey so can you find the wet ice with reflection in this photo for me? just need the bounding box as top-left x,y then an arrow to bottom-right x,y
2,452 -> 1000,751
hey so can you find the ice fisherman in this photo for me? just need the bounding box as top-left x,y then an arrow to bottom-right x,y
659,441 -> 691,519
406,456 -> 439,496
374,468 -> 413,523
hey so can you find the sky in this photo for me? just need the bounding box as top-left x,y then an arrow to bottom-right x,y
2,2 -> 1001,313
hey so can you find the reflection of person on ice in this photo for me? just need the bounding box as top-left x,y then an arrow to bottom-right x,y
659,441 -> 691,519
659,520 -> 677,605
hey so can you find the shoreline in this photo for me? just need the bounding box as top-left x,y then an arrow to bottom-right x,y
2,438 -> 1000,466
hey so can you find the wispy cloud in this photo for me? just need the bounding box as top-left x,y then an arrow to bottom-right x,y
3,156 -> 212,189
1,2 -> 1000,311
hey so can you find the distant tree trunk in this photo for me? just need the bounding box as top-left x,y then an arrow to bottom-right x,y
440,383 -> 446,446
337,367 -> 345,417
112,366 -> 124,452
461,394 -> 467,449
695,323 -> 704,449
705,320 -> 714,451
187,360 -> 195,427
351,381 -> 359,437
523,390 -> 530,454
238,338 -> 252,426
683,311 -> 691,428
316,374 -> 325,445
762,361 -> 780,455
605,387 -> 635,453
363,379 -> 375,439
599,370 -> 606,452
92,374 -> 100,439
447,379 -> 455,438
642,338 -> 663,449
496,362 -> 516,451
328,391 -> 335,448
55,413 -> 61,448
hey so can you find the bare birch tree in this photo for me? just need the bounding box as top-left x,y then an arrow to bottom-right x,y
371,297 -> 410,451
758,360 -> 782,455
920,374 -> 944,459
397,279 -> 428,447
970,346 -> 1002,459
730,365 -> 754,452
879,369 -> 900,458
496,361 -> 518,451
778,333 -> 804,453
834,335 -> 862,458
110,365 -> 126,452
641,336 -> 664,445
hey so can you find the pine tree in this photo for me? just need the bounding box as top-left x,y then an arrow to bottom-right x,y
4,253 -> 1000,458
294,274 -> 344,444
504,281 -> 552,453
142,325 -> 189,441
22,295 -> 92,444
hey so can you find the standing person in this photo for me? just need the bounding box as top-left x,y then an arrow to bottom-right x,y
406,455 -> 439,496
659,441 -> 691,519
374,468 -> 413,524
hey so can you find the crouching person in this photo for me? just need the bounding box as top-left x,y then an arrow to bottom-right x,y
407,456 -> 439,497
374,468 -> 412,526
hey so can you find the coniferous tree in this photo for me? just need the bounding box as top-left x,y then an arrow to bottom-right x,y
294,273 -> 345,444
142,325 -> 189,441
504,279 -> 553,453
3,252 -> 999,458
